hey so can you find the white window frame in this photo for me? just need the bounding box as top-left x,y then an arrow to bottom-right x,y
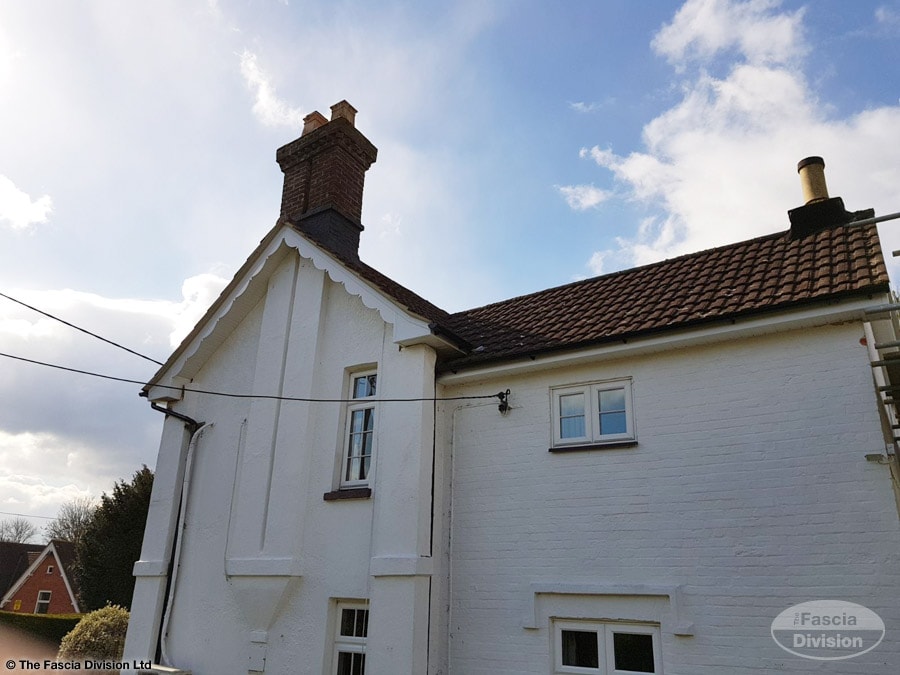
332,601 -> 369,675
35,590 -> 52,614
551,379 -> 634,448
340,370 -> 378,488
46,565 -> 54,574
553,620 -> 662,674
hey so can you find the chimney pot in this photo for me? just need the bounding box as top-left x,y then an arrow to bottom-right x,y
330,100 -> 357,126
302,111 -> 328,136
797,156 -> 829,205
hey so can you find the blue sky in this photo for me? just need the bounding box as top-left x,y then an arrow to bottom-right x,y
1,0 -> 899,537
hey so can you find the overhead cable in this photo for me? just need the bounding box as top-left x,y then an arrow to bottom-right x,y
0,509 -> 54,520
0,291 -> 165,366
0,351 -> 505,404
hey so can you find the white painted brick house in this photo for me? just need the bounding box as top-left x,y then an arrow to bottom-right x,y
124,102 -> 900,674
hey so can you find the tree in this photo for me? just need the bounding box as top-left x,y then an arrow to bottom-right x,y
74,466 -> 154,611
0,516 -> 39,543
45,496 -> 97,548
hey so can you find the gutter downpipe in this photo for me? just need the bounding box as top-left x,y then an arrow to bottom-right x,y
147,400 -> 207,667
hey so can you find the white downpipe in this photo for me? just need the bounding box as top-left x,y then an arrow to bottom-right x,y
160,422 -> 211,666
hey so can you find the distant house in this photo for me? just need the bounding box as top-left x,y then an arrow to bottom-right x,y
124,102 -> 900,673
0,540 -> 80,614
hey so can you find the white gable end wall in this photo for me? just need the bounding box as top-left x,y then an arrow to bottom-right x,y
438,321 -> 900,674
126,249 -> 440,674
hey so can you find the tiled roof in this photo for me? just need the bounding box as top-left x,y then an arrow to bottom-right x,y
50,539 -> 79,597
438,222 -> 888,368
322,244 -> 457,331
302,220 -> 888,368
0,542 -> 44,598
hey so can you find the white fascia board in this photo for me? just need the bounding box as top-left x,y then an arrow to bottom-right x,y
285,230 -> 439,347
439,295 -> 887,385
145,224 -> 450,400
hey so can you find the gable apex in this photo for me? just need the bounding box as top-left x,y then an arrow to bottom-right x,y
144,222 -> 461,401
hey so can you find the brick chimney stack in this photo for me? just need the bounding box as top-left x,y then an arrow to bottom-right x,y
276,100 -> 377,259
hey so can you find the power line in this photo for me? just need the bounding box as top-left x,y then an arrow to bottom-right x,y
0,510 -> 54,520
0,291 -> 165,366
0,351 -> 506,404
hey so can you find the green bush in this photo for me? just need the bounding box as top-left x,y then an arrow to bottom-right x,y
0,610 -> 82,645
58,605 -> 129,660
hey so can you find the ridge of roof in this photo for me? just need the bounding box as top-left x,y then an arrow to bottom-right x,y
454,227 -> 795,317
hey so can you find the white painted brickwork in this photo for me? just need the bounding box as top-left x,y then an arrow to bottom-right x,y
440,322 -> 900,674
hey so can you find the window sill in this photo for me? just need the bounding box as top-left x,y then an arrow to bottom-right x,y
549,440 -> 638,453
323,487 -> 372,501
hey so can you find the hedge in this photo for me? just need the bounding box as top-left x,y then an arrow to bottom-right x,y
0,610 -> 83,645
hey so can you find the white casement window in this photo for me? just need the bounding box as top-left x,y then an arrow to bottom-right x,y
35,590 -> 52,614
341,371 -> 377,487
333,602 -> 369,675
551,380 -> 634,448
554,621 -> 661,674
46,565 -> 54,574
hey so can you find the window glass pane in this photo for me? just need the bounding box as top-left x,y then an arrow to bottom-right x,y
561,629 -> 599,667
350,410 -> 366,433
363,408 -> 374,431
560,393 -> 584,416
336,650 -> 366,675
346,457 -> 360,482
599,388 -> 625,412
561,416 -> 586,438
355,609 -> 368,637
353,375 -> 376,399
340,609 -> 356,636
612,632 -> 655,673
559,393 -> 586,439
598,411 -> 627,435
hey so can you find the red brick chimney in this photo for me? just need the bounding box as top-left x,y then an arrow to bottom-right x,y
276,100 -> 377,259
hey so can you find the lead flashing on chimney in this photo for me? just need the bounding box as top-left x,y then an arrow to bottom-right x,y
788,155 -> 874,239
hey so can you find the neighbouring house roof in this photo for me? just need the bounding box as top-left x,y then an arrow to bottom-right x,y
438,221 -> 889,368
50,539 -> 79,601
0,542 -> 44,598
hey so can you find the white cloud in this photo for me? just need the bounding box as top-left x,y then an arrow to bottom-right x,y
582,0 -> 900,269
875,6 -> 900,29
0,175 -> 52,230
569,100 -> 613,113
0,429 -> 113,534
557,184 -> 611,211
239,49 -> 304,129
587,250 -> 610,275
169,273 -> 229,347
652,0 -> 806,68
